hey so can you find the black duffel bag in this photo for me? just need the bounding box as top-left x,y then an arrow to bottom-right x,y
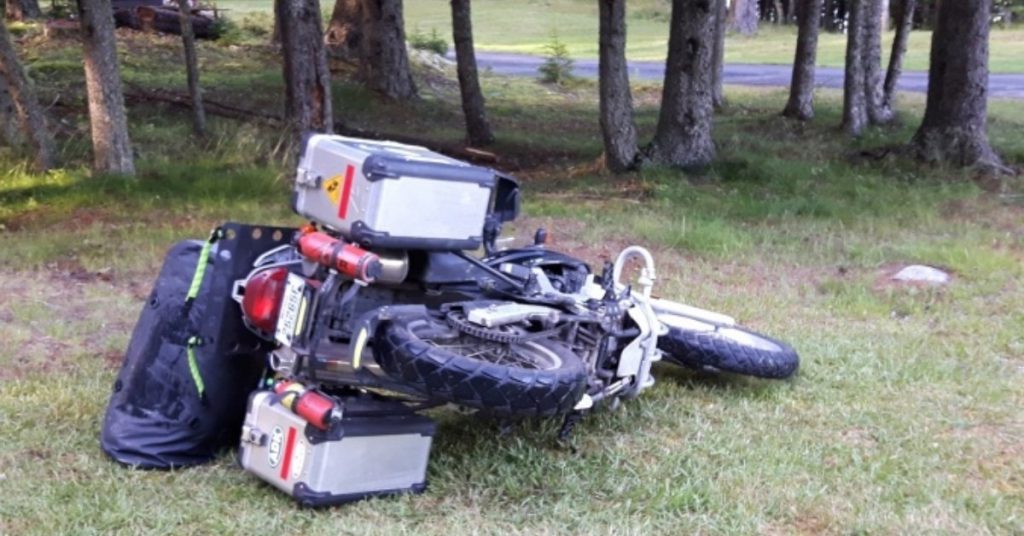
101,223 -> 293,469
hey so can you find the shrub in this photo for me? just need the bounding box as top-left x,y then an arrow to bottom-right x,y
538,32 -> 575,85
409,27 -> 449,56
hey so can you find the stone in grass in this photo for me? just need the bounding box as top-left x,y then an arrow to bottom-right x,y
891,265 -> 951,285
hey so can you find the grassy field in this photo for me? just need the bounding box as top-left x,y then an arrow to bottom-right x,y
1,28 -> 1023,534
212,0 -> 1024,72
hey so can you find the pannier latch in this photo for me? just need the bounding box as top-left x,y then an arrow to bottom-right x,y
241,424 -> 267,447
295,169 -> 321,189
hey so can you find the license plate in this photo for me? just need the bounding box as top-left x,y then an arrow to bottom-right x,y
275,273 -> 309,346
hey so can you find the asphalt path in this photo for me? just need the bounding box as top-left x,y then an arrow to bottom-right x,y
453,51 -> 1024,99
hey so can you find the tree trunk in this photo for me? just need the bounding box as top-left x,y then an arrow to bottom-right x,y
176,0 -> 205,137
325,0 -> 362,61
0,17 -> 54,170
863,0 -> 890,124
921,0 -> 937,30
646,0 -> 716,170
0,76 -> 22,146
360,0 -> 416,100
277,0 -> 333,134
823,0 -> 838,31
842,0 -> 867,136
711,0 -> 727,109
883,0 -> 914,109
879,0 -> 890,30
5,0 -> 42,21
77,0 -> 134,175
912,0 -> 1003,170
272,0 -> 281,43
451,0 -> 493,146
783,0 -> 822,120
730,0 -> 759,35
598,0 -> 637,172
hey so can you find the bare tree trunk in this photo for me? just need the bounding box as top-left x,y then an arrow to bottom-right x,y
912,0 -> 1003,171
842,0 -> 867,136
0,17 -> 54,170
325,0 -> 362,61
451,0 -> 493,146
5,0 -> 42,21
863,0 -> 891,124
360,0 -> 416,100
176,0 -> 206,137
646,0 -> 716,170
879,0 -> 890,29
277,0 -> 333,134
0,77 -> 22,146
783,0 -> 822,120
272,0 -> 281,43
711,0 -> 727,109
883,0 -> 915,110
730,0 -> 759,34
77,0 -> 134,175
823,0 -> 838,31
598,0 -> 637,172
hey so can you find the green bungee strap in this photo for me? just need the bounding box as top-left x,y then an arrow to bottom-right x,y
186,336 -> 206,399
186,227 -> 223,304
183,227 -> 222,400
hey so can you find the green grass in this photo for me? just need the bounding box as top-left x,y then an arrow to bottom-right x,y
212,0 -> 1024,72
1,30 -> 1023,535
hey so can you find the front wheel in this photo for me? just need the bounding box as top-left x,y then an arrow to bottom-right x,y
373,313 -> 588,417
657,315 -> 799,379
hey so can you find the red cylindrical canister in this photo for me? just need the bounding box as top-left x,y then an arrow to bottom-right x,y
273,380 -> 338,430
293,391 -> 336,430
297,231 -> 382,283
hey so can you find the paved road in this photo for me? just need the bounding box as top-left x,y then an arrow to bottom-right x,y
454,51 -> 1024,99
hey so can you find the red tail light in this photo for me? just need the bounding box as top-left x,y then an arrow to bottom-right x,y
241,267 -> 289,334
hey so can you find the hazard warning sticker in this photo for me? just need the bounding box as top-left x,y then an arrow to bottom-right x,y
322,175 -> 344,206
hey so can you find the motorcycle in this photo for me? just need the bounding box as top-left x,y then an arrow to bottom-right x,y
230,136 -> 800,432
99,135 -> 798,505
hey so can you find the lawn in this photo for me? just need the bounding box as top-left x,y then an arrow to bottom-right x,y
211,0 -> 1024,72
1,29 -> 1023,534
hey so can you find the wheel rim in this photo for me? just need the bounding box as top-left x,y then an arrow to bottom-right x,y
407,318 -> 564,371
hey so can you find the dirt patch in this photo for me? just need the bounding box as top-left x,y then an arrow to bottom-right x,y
944,421 -> 1024,494
941,195 -> 1024,238
760,512 -> 837,536
839,427 -> 878,449
0,268 -> 139,380
4,205 -> 204,233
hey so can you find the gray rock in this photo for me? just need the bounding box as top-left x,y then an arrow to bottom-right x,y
892,265 -> 951,284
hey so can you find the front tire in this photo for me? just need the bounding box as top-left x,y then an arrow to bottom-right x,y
658,316 -> 799,379
373,313 -> 587,417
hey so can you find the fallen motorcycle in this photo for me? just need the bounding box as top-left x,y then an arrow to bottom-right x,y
101,134 -> 798,507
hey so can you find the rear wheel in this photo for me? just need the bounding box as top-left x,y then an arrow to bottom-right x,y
657,315 -> 799,379
373,313 -> 587,417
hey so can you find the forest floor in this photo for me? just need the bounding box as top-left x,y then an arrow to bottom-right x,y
1,28 -> 1023,534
